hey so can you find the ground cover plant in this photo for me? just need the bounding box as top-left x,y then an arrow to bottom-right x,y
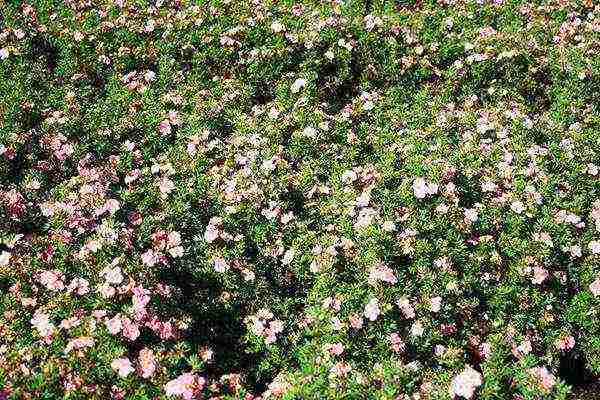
2,0 -> 600,399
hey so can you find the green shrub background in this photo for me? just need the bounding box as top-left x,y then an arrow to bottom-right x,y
1,0 -> 600,399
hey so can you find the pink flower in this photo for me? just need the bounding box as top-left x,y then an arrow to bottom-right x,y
327,343 -> 345,356
555,335 -> 575,351
204,224 -> 219,243
67,278 -> 89,295
105,315 -> 122,335
292,4 -> 304,16
164,373 -> 205,400
429,296 -> 442,313
589,240 -> 600,254
389,332 -> 405,353
528,366 -> 556,391
122,317 -> 140,341
590,278 -> 600,296
413,177 -> 438,199
450,366 -> 483,399
141,250 -> 158,267
158,120 -> 171,135
38,270 -> 65,291
364,298 -> 380,321
532,266 -> 548,284
368,263 -> 397,284
64,336 -> 94,354
349,314 -> 363,329
158,321 -> 175,340
137,348 -> 156,378
111,358 -> 134,378
213,257 -> 230,273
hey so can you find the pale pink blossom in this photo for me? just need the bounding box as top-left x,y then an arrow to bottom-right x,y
204,224 -> 219,243
111,358 -> 134,378
528,366 -> 556,391
141,250 -> 158,266
64,336 -> 95,354
429,296 -> 442,313
213,257 -> 229,273
364,298 -> 380,321
137,348 -> 156,378
31,311 -> 55,338
106,315 -> 123,335
368,263 -> 397,284
164,373 -> 205,400
464,208 -> 479,223
327,343 -> 345,356
511,201 -> 525,214
38,270 -> 65,291
589,240 -> 600,254
450,366 -> 483,399
122,317 -> 140,341
329,362 -> 352,378
413,177 -> 438,199
158,120 -> 171,135
532,266 -> 548,284
590,278 -> 600,296
389,332 -> 405,353
555,335 -> 575,351
397,297 -> 415,319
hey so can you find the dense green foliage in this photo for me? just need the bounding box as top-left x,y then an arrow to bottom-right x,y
1,0 -> 600,399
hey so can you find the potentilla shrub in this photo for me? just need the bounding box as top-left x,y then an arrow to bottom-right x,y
1,0 -> 600,399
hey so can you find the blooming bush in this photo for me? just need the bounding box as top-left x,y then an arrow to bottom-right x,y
1,0 -> 600,399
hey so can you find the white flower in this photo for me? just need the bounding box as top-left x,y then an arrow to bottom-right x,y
590,278 -> 600,296
213,257 -> 229,273
413,177 -> 428,199
302,126 -> 317,138
410,321 -> 424,337
464,208 -> 479,223
413,177 -> 438,199
282,248 -> 295,265
364,298 -> 380,321
341,170 -> 358,184
450,366 -> 483,399
511,201 -> 525,214
589,240 -> 600,254
290,78 -> 306,93
204,224 -> 219,243
0,251 -> 10,266
271,20 -> 285,33
111,358 -> 134,378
